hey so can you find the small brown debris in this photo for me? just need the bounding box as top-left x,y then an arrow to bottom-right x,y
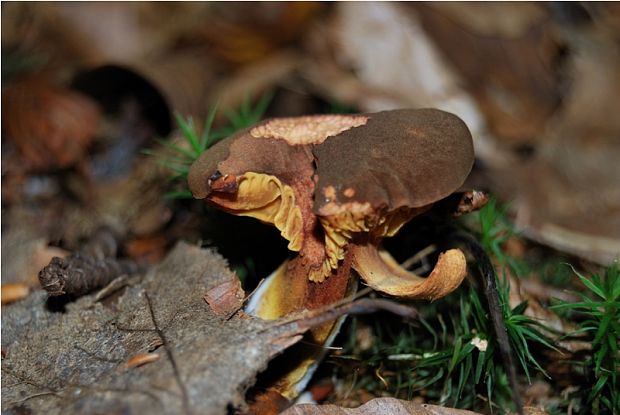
343,187 -> 355,198
309,382 -> 334,402
125,234 -> 169,263
203,277 -> 245,316
452,190 -> 490,217
1,283 -> 30,305
126,352 -> 160,369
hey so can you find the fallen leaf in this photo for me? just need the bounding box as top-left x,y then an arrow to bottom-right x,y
414,3 -> 560,146
282,398 -> 482,415
510,32 -> 620,265
1,226 -> 69,287
203,275 -> 245,316
2,75 -> 101,171
284,398 -> 548,415
1,283 -> 30,305
1,242 -> 303,415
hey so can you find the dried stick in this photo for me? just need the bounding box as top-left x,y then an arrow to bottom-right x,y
448,230 -> 524,415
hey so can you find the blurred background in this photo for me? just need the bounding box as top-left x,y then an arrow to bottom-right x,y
2,2 -> 620,285
3,3 -> 620,413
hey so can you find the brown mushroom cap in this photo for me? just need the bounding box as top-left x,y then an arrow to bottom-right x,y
313,109 -> 474,216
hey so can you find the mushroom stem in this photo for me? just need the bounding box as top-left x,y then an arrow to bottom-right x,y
246,251 -> 355,400
351,240 -> 467,300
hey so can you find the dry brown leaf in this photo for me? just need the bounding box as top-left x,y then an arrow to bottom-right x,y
193,2 -> 321,66
282,398 -> 482,415
284,398 -> 548,415
507,275 -> 588,353
2,75 -> 101,171
509,33 -> 620,265
1,242 -> 305,415
414,4 -> 560,146
1,226 -> 69,287
203,275 -> 245,316
1,283 -> 30,305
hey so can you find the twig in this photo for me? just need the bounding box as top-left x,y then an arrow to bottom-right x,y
263,297 -> 419,335
449,231 -> 524,415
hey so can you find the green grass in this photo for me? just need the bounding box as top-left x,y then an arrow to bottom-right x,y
332,278 -> 554,412
477,197 -> 527,277
145,92 -> 273,198
551,262 -> 620,414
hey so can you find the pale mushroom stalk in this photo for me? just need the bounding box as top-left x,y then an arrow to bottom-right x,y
188,108 -> 476,406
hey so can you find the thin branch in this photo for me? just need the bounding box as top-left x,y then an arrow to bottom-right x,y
449,231 -> 524,415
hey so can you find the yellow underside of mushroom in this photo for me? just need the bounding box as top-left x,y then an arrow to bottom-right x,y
312,207 -> 418,282
214,172 -> 304,251
351,244 -> 467,300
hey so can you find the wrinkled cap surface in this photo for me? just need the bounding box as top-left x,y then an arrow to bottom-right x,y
313,109 -> 474,217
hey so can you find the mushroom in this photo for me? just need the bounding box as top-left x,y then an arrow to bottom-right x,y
188,108 -> 474,398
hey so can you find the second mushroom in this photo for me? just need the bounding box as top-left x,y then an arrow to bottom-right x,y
188,108 -> 474,398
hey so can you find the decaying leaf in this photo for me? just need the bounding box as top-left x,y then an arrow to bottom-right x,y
1,226 -> 69,287
509,32 -> 620,265
203,275 -> 245,316
2,75 -> 101,171
1,242 -> 305,415
1,283 -> 30,305
413,3 -> 561,146
282,398 -> 482,415
284,397 -> 548,415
